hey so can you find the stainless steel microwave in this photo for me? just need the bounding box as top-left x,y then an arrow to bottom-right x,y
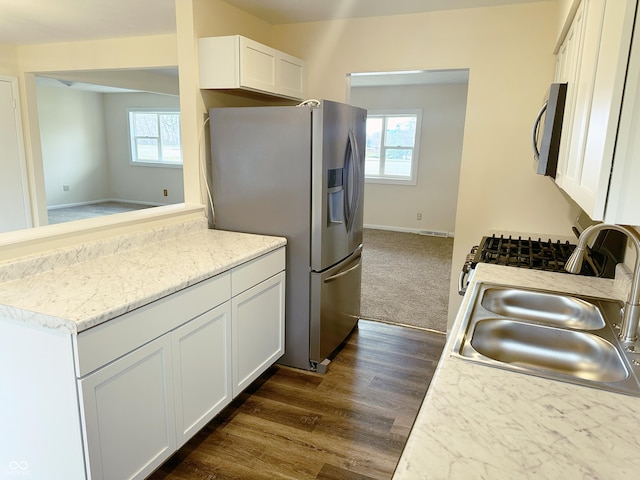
531,82 -> 567,178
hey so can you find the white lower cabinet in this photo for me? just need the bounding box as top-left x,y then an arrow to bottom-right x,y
76,247 -> 285,479
79,335 -> 176,480
232,271 -> 285,396
79,303 -> 234,479
172,302 -> 232,447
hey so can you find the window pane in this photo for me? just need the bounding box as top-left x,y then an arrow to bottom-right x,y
384,148 -> 412,177
365,157 -> 380,176
162,146 -> 182,162
129,110 -> 183,165
365,117 -> 383,176
385,116 -> 416,147
159,114 -> 182,162
159,114 -> 180,146
136,138 -> 158,161
133,113 -> 158,137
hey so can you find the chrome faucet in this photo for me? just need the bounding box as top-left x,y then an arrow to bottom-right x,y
565,223 -> 640,343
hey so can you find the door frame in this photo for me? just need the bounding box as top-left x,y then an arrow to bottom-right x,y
0,75 -> 32,230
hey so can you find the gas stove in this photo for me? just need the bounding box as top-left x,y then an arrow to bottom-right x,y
474,235 -> 588,272
458,232 -> 624,295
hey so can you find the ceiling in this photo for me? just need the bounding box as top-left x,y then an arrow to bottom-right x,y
0,0 -> 550,45
223,0 -> 549,25
350,69 -> 470,88
0,0 -> 177,45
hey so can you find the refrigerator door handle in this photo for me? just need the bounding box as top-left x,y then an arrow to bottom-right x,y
343,135 -> 353,229
343,130 -> 360,231
324,257 -> 362,283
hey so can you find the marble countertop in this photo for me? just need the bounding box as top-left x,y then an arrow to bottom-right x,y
0,219 -> 286,334
394,263 -> 640,479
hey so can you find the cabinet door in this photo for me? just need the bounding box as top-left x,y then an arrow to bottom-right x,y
240,36 -> 278,93
172,302 -> 232,447
79,335 -> 175,480
556,0 -> 601,198
556,0 -> 636,219
277,52 -> 306,99
232,271 -> 285,397
554,0 -> 586,185
607,0 -> 640,223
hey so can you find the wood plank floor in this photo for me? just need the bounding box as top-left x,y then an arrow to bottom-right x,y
149,319 -> 446,480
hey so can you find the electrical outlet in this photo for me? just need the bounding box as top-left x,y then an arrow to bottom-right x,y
63,184 -> 70,192
163,189 -> 168,197
417,213 -> 422,220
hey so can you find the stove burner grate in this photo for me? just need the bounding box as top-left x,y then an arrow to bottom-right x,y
477,235 -> 582,273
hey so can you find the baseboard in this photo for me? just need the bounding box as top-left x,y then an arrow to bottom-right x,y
48,198 -> 163,210
109,198 -> 163,207
48,199 -> 112,210
364,224 -> 455,238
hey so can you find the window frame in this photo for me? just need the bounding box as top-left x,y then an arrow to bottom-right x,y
364,108 -> 422,185
127,108 -> 183,168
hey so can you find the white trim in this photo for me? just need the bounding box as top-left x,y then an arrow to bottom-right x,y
364,224 -> 454,237
1,75 -> 33,229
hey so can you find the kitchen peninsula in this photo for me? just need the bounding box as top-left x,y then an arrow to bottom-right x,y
0,217 -> 286,479
394,263 -> 640,479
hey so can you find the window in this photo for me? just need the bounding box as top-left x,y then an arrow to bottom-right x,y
128,109 -> 182,166
365,109 -> 422,185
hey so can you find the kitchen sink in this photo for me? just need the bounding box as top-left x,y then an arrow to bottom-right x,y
481,287 -> 606,330
468,319 -> 627,383
452,283 -> 640,397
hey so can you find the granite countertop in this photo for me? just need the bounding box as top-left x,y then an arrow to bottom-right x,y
394,263 -> 640,479
0,219 -> 286,334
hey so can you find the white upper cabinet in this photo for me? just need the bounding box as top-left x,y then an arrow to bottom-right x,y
554,0 -> 638,223
606,7 -> 640,223
199,35 -> 306,100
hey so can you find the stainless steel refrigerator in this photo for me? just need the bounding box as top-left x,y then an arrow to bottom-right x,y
209,100 -> 366,371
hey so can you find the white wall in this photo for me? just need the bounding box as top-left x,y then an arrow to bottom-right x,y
37,87 -> 184,208
273,1 -> 581,325
37,85 -> 109,207
103,92 -> 184,205
0,44 -> 18,76
0,0 -> 278,257
16,34 -> 178,225
351,82 -> 467,234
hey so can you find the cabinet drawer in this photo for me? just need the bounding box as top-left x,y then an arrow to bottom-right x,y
74,272 -> 231,377
231,248 -> 285,297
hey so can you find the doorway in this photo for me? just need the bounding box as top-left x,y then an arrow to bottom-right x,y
349,69 -> 469,332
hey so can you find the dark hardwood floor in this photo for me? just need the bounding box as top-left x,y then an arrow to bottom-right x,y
149,319 -> 446,480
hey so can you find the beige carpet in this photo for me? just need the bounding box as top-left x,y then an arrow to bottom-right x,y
361,228 -> 454,332
48,201 -> 153,224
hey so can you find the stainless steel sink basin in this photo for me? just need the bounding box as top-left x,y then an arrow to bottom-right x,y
453,283 -> 640,397
481,287 -> 606,330
467,319 -> 627,383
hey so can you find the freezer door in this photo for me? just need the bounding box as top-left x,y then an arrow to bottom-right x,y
311,101 -> 367,272
310,246 -> 362,364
